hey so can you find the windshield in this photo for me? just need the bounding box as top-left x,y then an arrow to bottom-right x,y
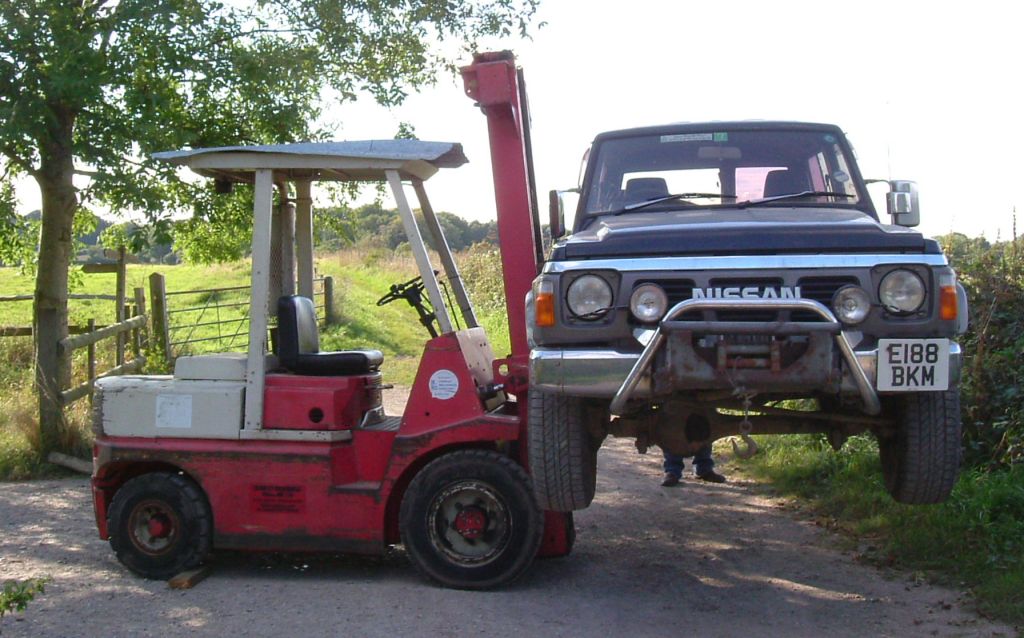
581,128 -> 865,217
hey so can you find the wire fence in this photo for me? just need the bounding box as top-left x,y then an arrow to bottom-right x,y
150,275 -> 334,360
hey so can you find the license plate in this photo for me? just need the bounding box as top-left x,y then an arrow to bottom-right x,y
876,339 -> 949,391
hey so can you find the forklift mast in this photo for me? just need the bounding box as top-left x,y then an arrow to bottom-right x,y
461,52 -> 544,360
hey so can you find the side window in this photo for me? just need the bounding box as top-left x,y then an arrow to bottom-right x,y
827,144 -> 857,197
808,154 -> 828,191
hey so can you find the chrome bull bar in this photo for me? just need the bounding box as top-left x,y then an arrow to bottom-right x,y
608,298 -> 881,417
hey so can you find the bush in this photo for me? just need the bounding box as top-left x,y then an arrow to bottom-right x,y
942,231 -> 1024,468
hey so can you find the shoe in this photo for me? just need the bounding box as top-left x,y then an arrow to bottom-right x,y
696,470 -> 727,484
661,473 -> 681,487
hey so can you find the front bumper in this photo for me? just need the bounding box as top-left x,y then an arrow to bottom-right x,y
530,298 -> 962,416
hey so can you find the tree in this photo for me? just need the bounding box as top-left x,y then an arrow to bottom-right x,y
0,0 -> 538,453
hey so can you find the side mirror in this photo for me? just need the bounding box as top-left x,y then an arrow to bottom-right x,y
549,189 -> 579,239
886,180 -> 920,227
548,189 -> 565,239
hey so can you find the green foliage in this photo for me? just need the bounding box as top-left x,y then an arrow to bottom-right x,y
458,242 -> 507,313
733,435 -> 1024,625
0,181 -> 38,271
0,577 -> 49,620
317,204 -> 498,254
940,231 -> 1024,468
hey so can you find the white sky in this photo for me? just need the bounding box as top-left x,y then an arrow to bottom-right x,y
327,0 -> 1022,241
16,0 -> 1022,241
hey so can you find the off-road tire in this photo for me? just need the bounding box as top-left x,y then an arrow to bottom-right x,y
108,472 -> 212,580
879,389 -> 962,504
528,390 -> 598,512
399,450 -> 543,590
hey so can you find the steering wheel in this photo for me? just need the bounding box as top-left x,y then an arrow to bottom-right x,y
376,276 -> 424,306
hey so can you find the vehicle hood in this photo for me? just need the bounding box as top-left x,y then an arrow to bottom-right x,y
554,208 -> 937,259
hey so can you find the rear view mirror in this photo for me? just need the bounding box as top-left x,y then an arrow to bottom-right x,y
886,180 -> 920,227
697,146 -> 742,160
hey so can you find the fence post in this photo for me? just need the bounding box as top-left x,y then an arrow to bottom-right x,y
323,276 -> 335,325
150,272 -> 171,362
133,286 -> 148,350
115,246 -> 126,367
87,318 -> 96,403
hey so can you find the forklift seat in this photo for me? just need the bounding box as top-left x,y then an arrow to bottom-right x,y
277,295 -> 383,376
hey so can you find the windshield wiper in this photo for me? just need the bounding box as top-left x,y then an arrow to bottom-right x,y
738,190 -> 855,208
612,192 -> 738,215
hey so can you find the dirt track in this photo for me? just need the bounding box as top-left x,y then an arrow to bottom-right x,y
0,388 -> 1016,637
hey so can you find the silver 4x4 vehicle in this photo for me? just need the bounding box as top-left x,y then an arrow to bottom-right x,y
528,121 -> 968,510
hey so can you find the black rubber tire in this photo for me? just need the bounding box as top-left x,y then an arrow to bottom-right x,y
879,389 -> 962,504
399,450 -> 543,589
527,390 -> 598,512
107,472 -> 212,580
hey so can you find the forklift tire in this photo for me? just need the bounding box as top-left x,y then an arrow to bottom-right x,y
108,472 -> 212,580
878,389 -> 962,504
527,390 -> 597,512
399,450 -> 543,590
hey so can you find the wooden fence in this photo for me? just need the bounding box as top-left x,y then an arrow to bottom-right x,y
0,248 -> 148,415
58,313 -> 147,406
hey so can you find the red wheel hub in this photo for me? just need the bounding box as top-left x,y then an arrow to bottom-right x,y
453,508 -> 486,539
147,515 -> 172,539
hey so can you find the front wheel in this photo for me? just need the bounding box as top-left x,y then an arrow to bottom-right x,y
878,389 -> 962,504
527,390 -> 598,512
107,472 -> 212,580
399,450 -> 543,589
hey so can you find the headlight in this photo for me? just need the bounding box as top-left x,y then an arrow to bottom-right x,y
832,285 -> 870,325
566,274 -> 613,319
630,284 -> 668,323
879,269 -> 926,313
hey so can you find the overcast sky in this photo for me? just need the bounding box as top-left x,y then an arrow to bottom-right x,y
15,0 -> 1020,241
327,0 -> 1021,241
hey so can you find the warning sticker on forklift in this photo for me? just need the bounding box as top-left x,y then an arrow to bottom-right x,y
155,394 -> 192,429
250,485 -> 305,513
429,369 -> 459,400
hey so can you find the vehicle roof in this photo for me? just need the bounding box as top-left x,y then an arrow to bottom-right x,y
593,121 -> 845,143
152,140 -> 468,183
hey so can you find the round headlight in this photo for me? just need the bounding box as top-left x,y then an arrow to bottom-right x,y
832,285 -> 871,325
566,275 -> 614,319
879,269 -> 926,314
630,284 -> 668,323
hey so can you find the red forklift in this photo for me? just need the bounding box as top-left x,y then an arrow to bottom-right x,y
90,52 -> 571,589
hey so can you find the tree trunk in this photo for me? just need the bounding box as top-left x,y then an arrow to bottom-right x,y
34,127 -> 78,454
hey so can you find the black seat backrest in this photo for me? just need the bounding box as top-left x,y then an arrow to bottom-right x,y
762,169 -> 808,198
278,295 -> 321,364
277,295 -> 384,376
624,177 -> 670,205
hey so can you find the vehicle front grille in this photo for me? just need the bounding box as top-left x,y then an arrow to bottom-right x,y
632,275 -> 861,323
794,276 -> 860,320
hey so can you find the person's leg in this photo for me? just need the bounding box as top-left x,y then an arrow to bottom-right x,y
662,450 -> 684,486
693,444 -> 726,483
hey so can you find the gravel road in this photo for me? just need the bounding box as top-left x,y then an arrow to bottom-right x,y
1,388 -> 1016,637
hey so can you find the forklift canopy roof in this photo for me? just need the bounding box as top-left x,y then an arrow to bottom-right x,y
152,140 -> 468,183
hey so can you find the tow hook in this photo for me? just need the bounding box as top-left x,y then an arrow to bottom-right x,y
731,431 -> 759,460
730,395 -> 759,459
